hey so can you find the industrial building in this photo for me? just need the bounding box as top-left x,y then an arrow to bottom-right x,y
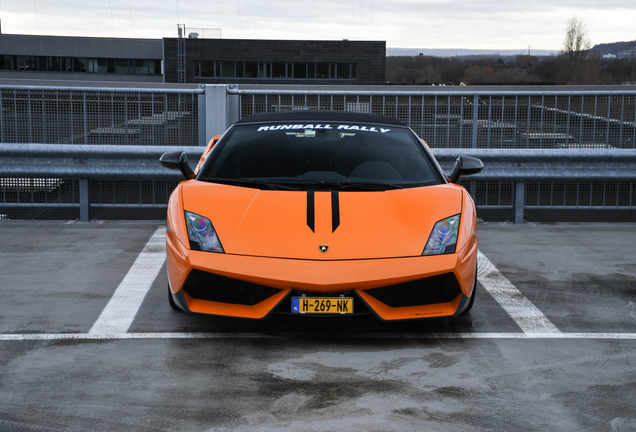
0,32 -> 386,85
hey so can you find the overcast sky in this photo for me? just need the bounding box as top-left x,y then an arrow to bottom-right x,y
0,0 -> 634,51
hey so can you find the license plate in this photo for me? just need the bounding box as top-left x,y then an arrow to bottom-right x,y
292,297 -> 353,314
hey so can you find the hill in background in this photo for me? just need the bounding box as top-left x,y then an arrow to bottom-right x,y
592,41 -> 636,57
388,41 -> 636,59
386,48 -> 558,57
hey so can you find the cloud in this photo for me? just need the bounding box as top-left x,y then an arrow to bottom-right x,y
0,0 -> 634,49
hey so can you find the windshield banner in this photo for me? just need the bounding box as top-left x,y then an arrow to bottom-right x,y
257,124 -> 391,133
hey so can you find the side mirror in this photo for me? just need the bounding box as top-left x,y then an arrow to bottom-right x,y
448,155 -> 483,183
160,151 -> 195,180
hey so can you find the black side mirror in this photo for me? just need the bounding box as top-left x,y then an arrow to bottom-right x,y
448,155 -> 483,183
160,151 -> 195,180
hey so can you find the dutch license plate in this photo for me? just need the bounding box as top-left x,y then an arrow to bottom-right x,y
292,297 -> 353,314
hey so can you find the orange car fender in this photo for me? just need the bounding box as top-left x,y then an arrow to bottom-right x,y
166,229 -> 191,295
456,187 -> 478,252
166,182 -> 189,246
454,188 -> 478,298
166,182 -> 192,294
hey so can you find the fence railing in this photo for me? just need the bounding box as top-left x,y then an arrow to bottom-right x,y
3,85 -> 636,150
0,143 -> 201,221
1,84 -> 636,222
1,143 -> 635,223
233,88 -> 636,150
0,85 -> 204,147
433,148 -> 636,223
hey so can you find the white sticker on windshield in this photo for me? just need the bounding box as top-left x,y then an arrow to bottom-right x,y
337,125 -> 391,133
256,124 -> 391,133
257,124 -> 333,131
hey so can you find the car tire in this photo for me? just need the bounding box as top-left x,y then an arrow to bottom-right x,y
168,284 -> 180,311
463,266 -> 477,313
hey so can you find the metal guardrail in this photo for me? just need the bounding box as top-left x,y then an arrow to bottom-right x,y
0,85 -> 203,146
3,84 -> 636,150
0,144 -> 202,221
234,88 -> 636,150
1,84 -> 636,222
432,149 -> 636,180
433,149 -> 636,223
1,143 -> 635,223
0,143 -> 202,179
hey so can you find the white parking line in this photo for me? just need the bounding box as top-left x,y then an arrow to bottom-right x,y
76,235 -> 554,337
1,332 -> 636,341
88,227 -> 166,334
477,250 -> 560,334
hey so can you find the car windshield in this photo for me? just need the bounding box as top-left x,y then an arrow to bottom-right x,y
199,122 -> 443,190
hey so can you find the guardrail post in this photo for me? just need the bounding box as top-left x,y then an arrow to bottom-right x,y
472,95 -> 479,148
79,178 -> 90,222
201,85 -> 231,144
197,85 -> 207,146
227,84 -> 240,128
514,181 -> 525,224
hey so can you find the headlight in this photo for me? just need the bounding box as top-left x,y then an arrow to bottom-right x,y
422,215 -> 460,256
185,211 -> 224,253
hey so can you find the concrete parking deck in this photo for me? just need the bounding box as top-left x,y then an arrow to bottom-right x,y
0,221 -> 635,431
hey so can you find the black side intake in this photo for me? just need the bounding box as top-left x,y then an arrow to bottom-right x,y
183,269 -> 282,305
363,273 -> 462,308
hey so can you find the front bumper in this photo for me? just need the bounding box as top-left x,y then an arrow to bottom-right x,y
167,231 -> 477,321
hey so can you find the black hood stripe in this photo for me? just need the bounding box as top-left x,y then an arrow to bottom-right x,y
307,190 -> 340,233
307,190 -> 315,232
331,190 -> 340,233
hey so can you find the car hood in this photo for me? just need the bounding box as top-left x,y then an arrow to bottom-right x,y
181,182 -> 463,260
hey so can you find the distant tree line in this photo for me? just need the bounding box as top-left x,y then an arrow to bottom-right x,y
386,51 -> 636,86
386,16 -> 636,86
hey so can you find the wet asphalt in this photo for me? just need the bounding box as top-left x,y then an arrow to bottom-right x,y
0,220 -> 635,431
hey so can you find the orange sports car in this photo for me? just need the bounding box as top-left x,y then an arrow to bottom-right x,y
160,111 -> 483,321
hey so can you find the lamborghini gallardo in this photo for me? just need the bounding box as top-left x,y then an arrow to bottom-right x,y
160,111 -> 483,321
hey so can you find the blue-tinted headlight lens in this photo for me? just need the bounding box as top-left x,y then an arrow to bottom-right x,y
422,215 -> 460,256
185,211 -> 224,253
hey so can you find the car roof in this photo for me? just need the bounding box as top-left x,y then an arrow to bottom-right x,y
235,111 -> 406,127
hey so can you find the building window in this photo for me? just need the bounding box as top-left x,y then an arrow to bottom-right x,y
63,57 -> 73,72
115,59 -> 129,74
0,55 -> 159,74
192,60 -> 357,81
88,58 -> 108,73
199,61 -> 214,77
0,55 -> 12,70
220,62 -> 235,78
75,58 -> 87,73
337,63 -> 349,79
244,62 -> 258,78
18,56 -> 38,71
316,63 -> 329,79
47,57 -> 61,72
293,63 -> 307,79
38,57 -> 47,72
272,63 -> 285,78
330,64 -> 337,79
258,63 -> 271,78
131,59 -> 143,74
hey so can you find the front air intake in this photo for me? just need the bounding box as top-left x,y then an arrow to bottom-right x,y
183,269 -> 281,305
363,273 -> 461,308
